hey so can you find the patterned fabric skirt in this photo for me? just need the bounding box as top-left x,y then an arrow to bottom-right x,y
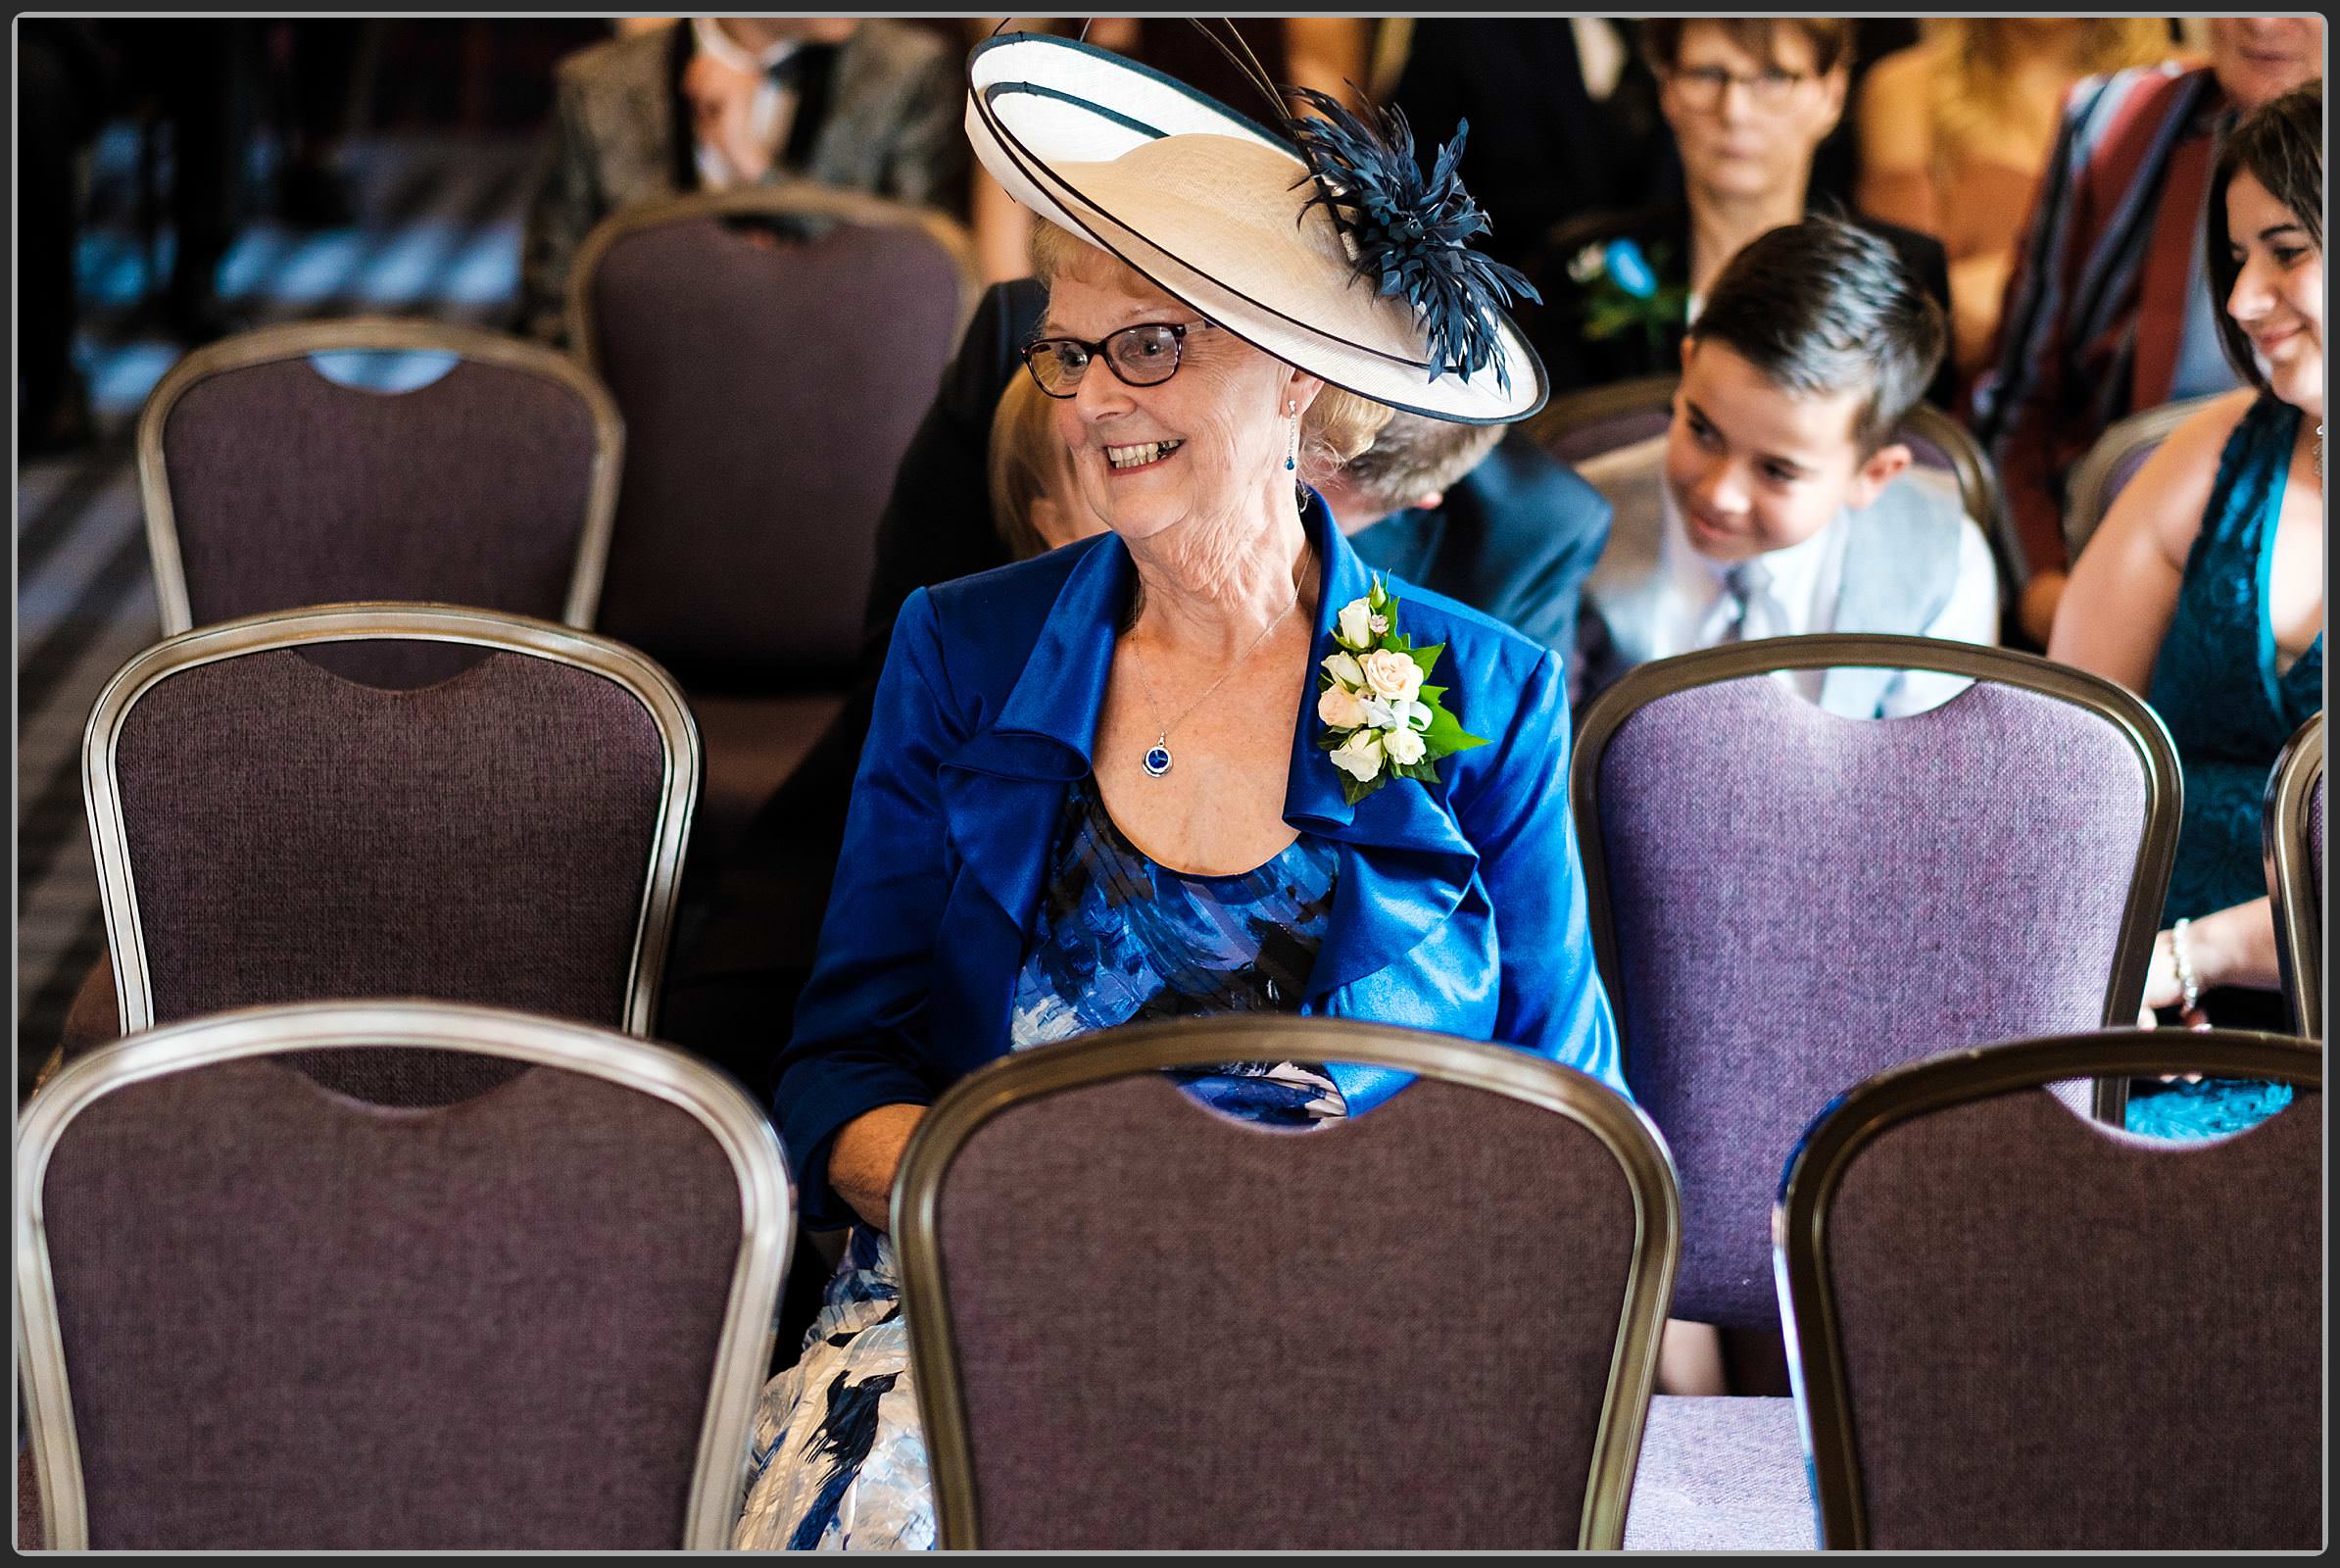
733,1229 -> 932,1551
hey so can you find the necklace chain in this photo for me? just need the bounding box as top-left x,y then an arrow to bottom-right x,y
1127,574 -> 1303,774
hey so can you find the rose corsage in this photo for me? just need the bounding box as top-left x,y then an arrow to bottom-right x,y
1315,575 -> 1487,804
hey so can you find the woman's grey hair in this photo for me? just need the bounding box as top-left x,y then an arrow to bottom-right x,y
1029,220 -> 1391,472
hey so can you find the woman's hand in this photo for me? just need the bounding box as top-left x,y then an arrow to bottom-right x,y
828,1102 -> 929,1232
2138,925 -> 2210,1031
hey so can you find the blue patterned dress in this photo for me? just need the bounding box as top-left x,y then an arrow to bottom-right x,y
733,776 -> 1342,1549
2125,396 -> 2321,1141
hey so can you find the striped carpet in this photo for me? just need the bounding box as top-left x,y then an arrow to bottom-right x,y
15,127 -> 542,1100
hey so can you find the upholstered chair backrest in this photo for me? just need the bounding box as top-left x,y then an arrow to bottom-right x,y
896,1017 -> 1678,1551
16,1002 -> 790,1550
2265,710 -> 2324,1037
1779,1029 -> 2320,1550
570,185 -> 977,687
1573,637 -> 2178,1328
137,318 -> 621,637
81,607 -> 699,1080
2061,394 -> 2222,564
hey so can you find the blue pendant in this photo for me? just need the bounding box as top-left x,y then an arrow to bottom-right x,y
1143,745 -> 1172,777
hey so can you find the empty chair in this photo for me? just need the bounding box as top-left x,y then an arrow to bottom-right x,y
77,605 -> 698,1071
2060,394 -> 2224,564
2264,710 -> 2324,1037
15,1000 -> 792,1548
136,316 -> 623,634
1573,634 -> 2180,1548
895,1015 -> 1679,1550
566,183 -> 978,871
1778,1028 -> 2319,1550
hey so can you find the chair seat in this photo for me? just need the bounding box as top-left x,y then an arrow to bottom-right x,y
1624,1395 -> 1814,1551
687,690 -> 849,875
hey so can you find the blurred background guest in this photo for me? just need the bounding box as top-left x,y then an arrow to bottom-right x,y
1856,19 -> 2179,388
18,19 -> 113,454
2048,82 -> 2322,1111
515,17 -> 965,345
1530,18 -> 1952,409
1972,15 -> 2322,645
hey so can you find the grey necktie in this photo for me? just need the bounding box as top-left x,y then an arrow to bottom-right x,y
1715,558 -> 1773,645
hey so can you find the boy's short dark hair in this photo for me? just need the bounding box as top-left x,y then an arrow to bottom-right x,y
2206,78 -> 2322,399
1687,216 -> 1946,454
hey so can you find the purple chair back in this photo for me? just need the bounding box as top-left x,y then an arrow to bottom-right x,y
81,608 -> 700,1083
1779,1029 -> 2320,1550
1528,374 -> 1677,467
570,186 -> 975,688
2061,396 -> 2220,564
897,1016 -> 1679,1550
1574,637 -> 2179,1328
137,318 -> 621,638
2264,710 -> 2324,1037
15,1002 -> 791,1549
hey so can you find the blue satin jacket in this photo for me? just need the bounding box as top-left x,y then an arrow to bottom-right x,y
774,494 -> 1623,1226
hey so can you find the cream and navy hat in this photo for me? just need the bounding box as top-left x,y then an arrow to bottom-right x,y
964,29 -> 1547,424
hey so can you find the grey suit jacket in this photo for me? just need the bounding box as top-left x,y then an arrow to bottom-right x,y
517,20 -> 966,345
1574,436 -> 1967,718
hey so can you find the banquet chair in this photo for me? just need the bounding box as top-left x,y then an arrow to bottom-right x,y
895,1015 -> 1679,1550
1777,1028 -> 2320,1550
1572,634 -> 2180,1549
136,316 -> 623,636
15,1001 -> 791,1549
566,182 -> 978,873
1526,372 -> 1679,467
68,605 -> 698,1095
2060,394 -> 2223,564
2265,710 -> 2324,1037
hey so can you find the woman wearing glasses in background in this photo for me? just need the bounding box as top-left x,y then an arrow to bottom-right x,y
1529,18 -> 1952,408
732,32 -> 1621,1549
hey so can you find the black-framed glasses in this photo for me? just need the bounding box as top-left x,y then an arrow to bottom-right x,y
1666,63 -> 1814,112
1021,320 -> 1214,398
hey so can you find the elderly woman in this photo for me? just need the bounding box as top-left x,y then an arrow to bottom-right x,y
2050,80 -> 2322,1139
732,30 -> 1621,1551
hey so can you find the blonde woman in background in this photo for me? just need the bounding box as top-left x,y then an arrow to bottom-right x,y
1856,18 -> 2179,379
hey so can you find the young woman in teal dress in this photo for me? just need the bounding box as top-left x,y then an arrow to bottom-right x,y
2050,80 -> 2324,1139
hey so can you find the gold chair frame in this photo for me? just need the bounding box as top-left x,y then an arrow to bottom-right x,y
2264,710 -> 2324,1037
136,316 -> 626,634
893,1014 -> 1682,1550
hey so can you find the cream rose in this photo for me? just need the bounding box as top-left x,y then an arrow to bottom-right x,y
1317,683 -> 1367,729
1321,651 -> 1364,687
1383,725 -> 1427,765
1336,598 -> 1375,650
1358,648 -> 1425,704
1329,728 -> 1384,782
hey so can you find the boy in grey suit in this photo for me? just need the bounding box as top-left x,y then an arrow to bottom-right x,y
1574,217 -> 1999,718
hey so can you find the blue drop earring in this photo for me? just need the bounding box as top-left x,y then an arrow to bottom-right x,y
1285,400 -> 1297,471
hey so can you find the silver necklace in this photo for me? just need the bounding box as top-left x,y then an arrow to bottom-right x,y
1126,580 -> 1301,777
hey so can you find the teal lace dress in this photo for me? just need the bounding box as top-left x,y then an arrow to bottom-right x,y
733,776 -> 1342,1549
2126,396 -> 2321,1141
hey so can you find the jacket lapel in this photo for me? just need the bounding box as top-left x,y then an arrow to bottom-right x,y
936,536 -> 1128,934
1286,498 -> 1482,1001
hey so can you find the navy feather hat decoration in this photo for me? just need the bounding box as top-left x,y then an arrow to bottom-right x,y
1284,86 -> 1543,396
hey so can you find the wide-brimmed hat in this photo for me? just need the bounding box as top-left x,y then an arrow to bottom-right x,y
965,30 -> 1546,424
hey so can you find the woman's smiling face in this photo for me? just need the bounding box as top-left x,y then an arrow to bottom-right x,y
1041,246 -> 1301,547
2223,169 -> 2325,418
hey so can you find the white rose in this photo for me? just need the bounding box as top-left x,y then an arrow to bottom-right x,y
1321,651 -> 1364,687
1359,648 -> 1425,703
1317,683 -> 1367,729
1336,598 -> 1375,649
1329,728 -> 1384,782
1568,243 -> 1604,284
1384,725 -> 1427,765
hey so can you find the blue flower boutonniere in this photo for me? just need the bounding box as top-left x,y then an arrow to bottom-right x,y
1569,236 -> 1692,350
1314,575 -> 1487,805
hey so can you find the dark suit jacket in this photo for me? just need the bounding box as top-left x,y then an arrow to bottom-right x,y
1527,201 -> 1956,411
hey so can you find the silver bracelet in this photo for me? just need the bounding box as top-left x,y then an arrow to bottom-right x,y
2170,917 -> 2203,1014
